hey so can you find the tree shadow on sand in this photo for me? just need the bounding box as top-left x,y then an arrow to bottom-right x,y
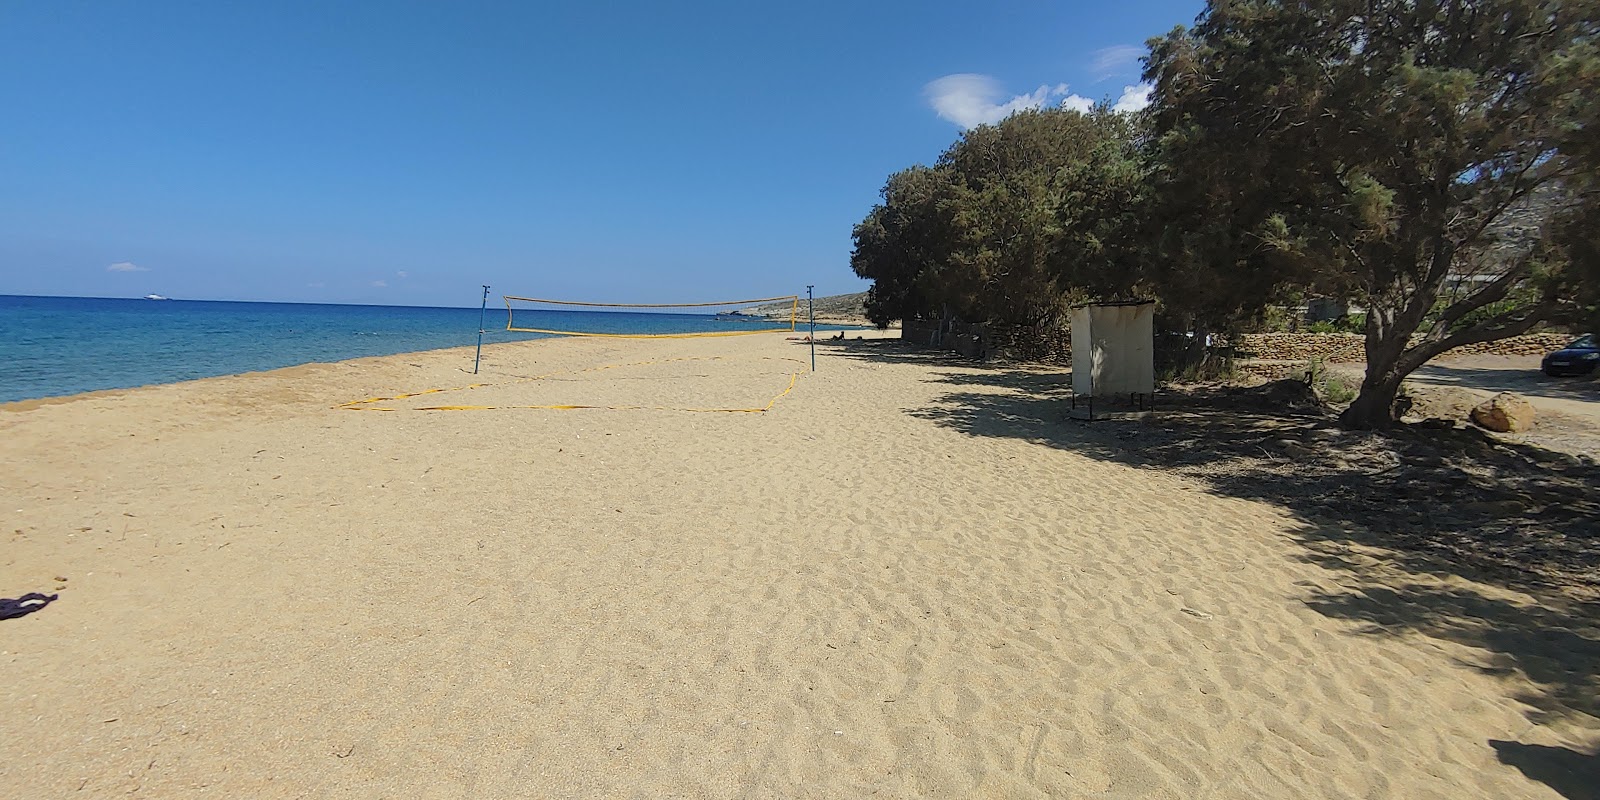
1491,741 -> 1600,800
822,338 -> 1600,794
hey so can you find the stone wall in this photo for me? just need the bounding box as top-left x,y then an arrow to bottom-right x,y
1232,333 -> 1366,362
987,322 -> 1073,363
905,325 -> 1578,367
901,319 -> 987,359
901,319 -> 1072,363
1233,332 -> 1576,362
1438,333 -> 1579,358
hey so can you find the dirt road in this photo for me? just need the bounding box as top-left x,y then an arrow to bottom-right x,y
1406,354 -> 1600,424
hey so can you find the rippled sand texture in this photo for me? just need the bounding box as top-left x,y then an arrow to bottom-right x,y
3,332 -> 1594,798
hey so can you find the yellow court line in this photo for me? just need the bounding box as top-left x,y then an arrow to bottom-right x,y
337,356 -> 804,414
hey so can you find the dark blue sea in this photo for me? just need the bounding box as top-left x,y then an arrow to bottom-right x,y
0,295 -> 842,404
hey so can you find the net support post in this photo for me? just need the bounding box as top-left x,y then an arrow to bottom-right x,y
474,284 -> 490,374
806,285 -> 815,372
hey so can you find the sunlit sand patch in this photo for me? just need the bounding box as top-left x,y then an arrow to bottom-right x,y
341,354 -> 806,413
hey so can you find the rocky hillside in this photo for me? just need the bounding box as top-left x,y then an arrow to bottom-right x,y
729,292 -> 872,325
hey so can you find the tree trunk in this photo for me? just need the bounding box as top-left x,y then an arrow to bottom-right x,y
1339,368 -> 1406,428
1339,301 -> 1415,428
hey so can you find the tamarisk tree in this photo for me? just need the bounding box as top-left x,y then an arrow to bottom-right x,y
1146,0 -> 1599,427
851,108 -> 1147,329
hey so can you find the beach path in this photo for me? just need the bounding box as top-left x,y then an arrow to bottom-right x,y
2,332 -> 1594,798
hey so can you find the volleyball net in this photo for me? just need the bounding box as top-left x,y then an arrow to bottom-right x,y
504,294 -> 800,338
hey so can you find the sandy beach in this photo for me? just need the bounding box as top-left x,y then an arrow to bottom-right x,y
3,331 -> 1595,798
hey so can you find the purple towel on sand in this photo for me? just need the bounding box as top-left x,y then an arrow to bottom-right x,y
0,593 -> 58,620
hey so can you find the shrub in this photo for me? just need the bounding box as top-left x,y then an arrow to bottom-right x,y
1306,314 -> 1365,334
1292,358 -> 1359,405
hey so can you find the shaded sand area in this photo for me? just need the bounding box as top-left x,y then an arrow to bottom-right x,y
3,332 -> 1596,797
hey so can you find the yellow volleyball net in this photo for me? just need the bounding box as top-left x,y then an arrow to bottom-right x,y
503,294 -> 799,338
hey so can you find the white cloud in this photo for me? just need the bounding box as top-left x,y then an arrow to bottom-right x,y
396,270 -> 409,279
1060,94 -> 1094,114
925,74 -> 1094,129
1092,45 -> 1146,79
307,282 -> 325,288
106,261 -> 148,273
370,280 -> 387,288
1113,83 -> 1152,113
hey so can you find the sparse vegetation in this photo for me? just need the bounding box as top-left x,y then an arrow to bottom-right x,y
1296,359 -> 1360,406
1305,314 -> 1365,335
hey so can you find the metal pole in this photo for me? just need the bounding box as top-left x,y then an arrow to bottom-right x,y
474,284 -> 490,374
806,285 -> 815,372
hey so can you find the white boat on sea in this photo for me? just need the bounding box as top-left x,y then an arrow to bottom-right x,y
143,294 -> 171,301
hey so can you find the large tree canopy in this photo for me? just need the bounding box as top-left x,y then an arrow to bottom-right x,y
850,108 -> 1146,328
852,165 -> 957,328
1145,0 -> 1600,426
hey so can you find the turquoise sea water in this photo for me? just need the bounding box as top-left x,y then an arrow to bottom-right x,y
0,295 -> 842,404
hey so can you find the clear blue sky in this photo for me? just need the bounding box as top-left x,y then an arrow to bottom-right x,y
0,1 -> 1203,307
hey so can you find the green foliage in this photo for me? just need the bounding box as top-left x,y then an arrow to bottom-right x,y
1293,359 -> 1360,405
1306,314 -> 1365,335
1253,306 -> 1295,333
1157,348 -> 1237,383
1144,0 -> 1600,426
850,108 -> 1148,327
852,166 -> 958,327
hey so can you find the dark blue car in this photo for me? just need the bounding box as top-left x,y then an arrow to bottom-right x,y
1542,333 -> 1599,377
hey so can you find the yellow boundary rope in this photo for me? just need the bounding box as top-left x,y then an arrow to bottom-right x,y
337,356 -> 803,414
503,294 -> 798,308
504,327 -> 791,338
503,295 -> 799,338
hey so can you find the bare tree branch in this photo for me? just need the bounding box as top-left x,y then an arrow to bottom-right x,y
1400,299 -> 1558,372
1421,259 -> 1533,341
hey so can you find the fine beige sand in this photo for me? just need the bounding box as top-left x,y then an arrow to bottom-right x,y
3,331 -> 1595,798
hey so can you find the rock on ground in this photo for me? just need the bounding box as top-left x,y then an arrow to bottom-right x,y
1472,392 -> 1537,433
